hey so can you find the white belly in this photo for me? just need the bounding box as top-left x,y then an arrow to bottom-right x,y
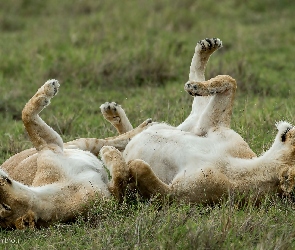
38,148 -> 109,193
124,123 -> 234,183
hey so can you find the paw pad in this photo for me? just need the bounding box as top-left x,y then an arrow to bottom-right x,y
184,82 -> 201,96
100,102 -> 122,122
196,38 -> 222,52
43,79 -> 60,97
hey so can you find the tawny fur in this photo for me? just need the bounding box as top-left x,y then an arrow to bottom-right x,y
2,37 -> 294,229
0,80 -> 151,229
101,38 -> 295,204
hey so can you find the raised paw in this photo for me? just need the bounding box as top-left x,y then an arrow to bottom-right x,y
100,102 -> 133,134
189,38 -> 222,82
30,79 -> 60,109
100,102 -> 122,124
40,79 -> 60,98
185,75 -> 236,97
184,82 -> 202,97
100,146 -> 122,166
100,146 -> 128,178
195,38 -> 222,53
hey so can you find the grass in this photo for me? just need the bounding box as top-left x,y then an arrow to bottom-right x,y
1,0 -> 295,248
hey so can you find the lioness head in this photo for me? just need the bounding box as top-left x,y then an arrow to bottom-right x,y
275,122 -> 295,195
0,170 -> 36,229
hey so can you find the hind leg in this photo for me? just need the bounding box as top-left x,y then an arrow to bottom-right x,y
184,75 -> 236,135
178,38 -> 223,132
171,167 -> 231,204
100,146 -> 130,202
65,118 -> 152,155
100,102 -> 133,134
128,159 -> 172,199
22,79 -> 63,152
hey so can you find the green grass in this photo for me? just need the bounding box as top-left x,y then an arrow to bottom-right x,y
1,0 -> 295,248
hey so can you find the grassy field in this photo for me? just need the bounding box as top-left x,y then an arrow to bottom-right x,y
1,0 -> 295,249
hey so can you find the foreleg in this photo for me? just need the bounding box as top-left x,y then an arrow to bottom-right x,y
100,102 -> 133,134
22,79 -> 63,152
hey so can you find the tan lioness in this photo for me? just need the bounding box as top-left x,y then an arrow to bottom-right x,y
0,80 -> 151,229
100,38 -> 295,204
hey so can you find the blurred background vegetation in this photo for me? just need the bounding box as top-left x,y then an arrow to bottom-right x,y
0,0 -> 295,248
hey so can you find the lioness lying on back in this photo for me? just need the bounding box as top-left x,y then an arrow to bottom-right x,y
101,38 -> 295,203
0,81 -> 151,229
2,37 -> 294,229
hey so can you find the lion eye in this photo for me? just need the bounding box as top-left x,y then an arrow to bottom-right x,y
2,203 -> 11,211
4,177 -> 12,184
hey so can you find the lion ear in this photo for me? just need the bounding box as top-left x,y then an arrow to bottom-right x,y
275,121 -> 293,131
14,210 -> 36,230
275,121 -> 293,142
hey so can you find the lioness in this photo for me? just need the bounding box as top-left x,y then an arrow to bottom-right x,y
0,80 -> 151,229
101,38 -> 295,203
